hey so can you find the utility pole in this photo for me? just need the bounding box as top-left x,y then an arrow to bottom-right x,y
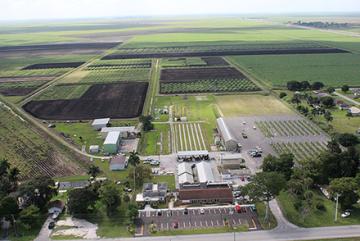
334,193 -> 339,222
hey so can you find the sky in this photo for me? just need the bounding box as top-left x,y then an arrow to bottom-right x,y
0,0 -> 360,21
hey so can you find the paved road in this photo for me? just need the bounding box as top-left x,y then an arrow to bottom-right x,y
334,90 -> 360,106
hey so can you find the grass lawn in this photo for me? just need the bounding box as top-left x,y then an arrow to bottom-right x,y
255,202 -> 277,230
215,94 -> 293,117
150,225 -> 248,236
152,175 -> 176,191
330,109 -> 360,134
55,175 -> 90,182
139,124 -> 170,155
277,191 -> 360,228
54,122 -> 104,152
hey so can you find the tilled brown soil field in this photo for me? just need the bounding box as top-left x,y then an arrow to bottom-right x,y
0,87 -> 38,96
23,82 -> 148,120
160,67 -> 246,82
201,57 -> 229,66
22,62 -> 85,70
102,47 -> 348,59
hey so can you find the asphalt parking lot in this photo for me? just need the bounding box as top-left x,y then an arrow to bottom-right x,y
136,206 -> 261,236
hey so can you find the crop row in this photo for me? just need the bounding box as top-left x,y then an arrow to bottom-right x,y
256,119 -> 321,137
173,123 -> 207,151
0,69 -> 69,78
79,69 -> 151,83
271,141 -> 327,161
118,42 -> 324,53
160,79 -> 260,94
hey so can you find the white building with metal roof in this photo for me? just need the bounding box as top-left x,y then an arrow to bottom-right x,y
178,173 -> 194,185
103,131 -> 120,154
177,162 -> 193,176
92,118 -> 110,130
196,161 -> 215,183
216,117 -> 239,152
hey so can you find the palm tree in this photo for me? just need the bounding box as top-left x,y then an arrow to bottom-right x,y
128,151 -> 140,189
128,151 -> 140,167
87,165 -> 100,179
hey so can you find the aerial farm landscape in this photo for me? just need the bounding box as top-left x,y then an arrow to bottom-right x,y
0,1 -> 360,241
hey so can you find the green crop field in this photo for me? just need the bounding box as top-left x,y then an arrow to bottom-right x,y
34,84 -> 91,100
0,105 -> 84,180
160,79 -> 260,94
271,141 -> 328,162
60,68 -> 151,84
229,54 -> 360,87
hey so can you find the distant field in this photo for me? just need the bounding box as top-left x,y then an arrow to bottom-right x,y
229,53 -> 360,87
215,95 -> 293,116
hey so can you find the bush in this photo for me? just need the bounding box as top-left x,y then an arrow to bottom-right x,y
279,92 -> 287,99
314,201 -> 326,211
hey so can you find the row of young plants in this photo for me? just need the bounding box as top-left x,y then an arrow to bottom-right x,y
160,79 -> 260,94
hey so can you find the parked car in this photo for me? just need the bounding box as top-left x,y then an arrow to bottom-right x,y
255,146 -> 263,153
241,132 -> 248,139
341,211 -> 351,218
124,187 -> 132,192
253,126 -> 257,130
48,221 -> 55,229
157,210 -> 162,216
150,160 -> 160,166
143,158 -> 152,164
184,208 -> 188,215
200,208 -> 205,214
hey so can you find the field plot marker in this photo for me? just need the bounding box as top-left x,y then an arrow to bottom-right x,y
178,124 -> 183,151
186,123 -> 193,150
190,123 -> 198,150
197,123 -> 207,150
182,124 -> 188,150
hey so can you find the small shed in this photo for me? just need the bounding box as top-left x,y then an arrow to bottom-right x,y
103,131 -> 121,154
89,145 -> 99,154
110,155 -> 127,171
92,118 -> 110,130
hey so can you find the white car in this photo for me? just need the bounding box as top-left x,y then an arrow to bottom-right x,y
200,208 -> 205,214
150,160 -> 160,166
341,211 -> 351,218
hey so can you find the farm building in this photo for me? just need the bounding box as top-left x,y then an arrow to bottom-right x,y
177,162 -> 194,185
89,145 -> 99,154
110,155 -> 127,171
348,106 -> 360,116
100,126 -> 139,138
103,131 -> 121,154
196,161 -> 215,183
216,118 -> 239,152
136,183 -> 168,205
57,181 -> 89,190
178,173 -> 194,185
177,150 -> 209,162
92,118 -> 110,130
178,183 -> 233,204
